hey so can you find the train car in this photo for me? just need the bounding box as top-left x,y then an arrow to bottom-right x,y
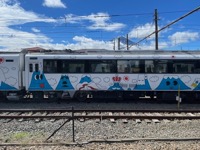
24,49 -> 200,101
0,50 -> 26,100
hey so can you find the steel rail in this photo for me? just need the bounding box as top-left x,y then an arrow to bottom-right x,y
1,137 -> 200,146
0,115 -> 200,120
0,108 -> 200,113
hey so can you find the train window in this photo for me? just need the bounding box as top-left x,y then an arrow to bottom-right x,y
60,60 -> 69,73
30,57 -> 38,60
173,60 -> 194,73
117,60 -> 130,73
43,60 -> 57,73
29,64 -> 33,72
154,60 -> 167,73
6,59 -> 14,62
194,60 -> 200,73
88,60 -> 116,73
35,64 -> 39,72
167,61 -> 173,73
68,60 -> 85,73
117,60 -> 141,73
145,60 -> 154,73
130,60 -> 140,73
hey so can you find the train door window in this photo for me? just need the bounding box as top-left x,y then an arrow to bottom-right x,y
145,60 -> 154,73
35,64 -> 39,72
29,64 -> 33,72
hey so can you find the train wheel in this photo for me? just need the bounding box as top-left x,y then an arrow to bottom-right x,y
33,91 -> 44,101
0,92 -> 7,101
75,92 -> 87,102
116,92 -> 123,101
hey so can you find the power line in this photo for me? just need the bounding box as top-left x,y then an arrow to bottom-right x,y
128,6 -> 200,49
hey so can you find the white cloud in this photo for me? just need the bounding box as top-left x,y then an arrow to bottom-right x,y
0,27 -> 53,51
43,0 -> 66,8
0,1 -> 124,51
168,31 -> 199,46
0,0 -> 57,51
129,23 -> 156,39
0,1 -> 56,26
31,28 -> 40,33
64,13 -> 126,31
66,36 -> 114,50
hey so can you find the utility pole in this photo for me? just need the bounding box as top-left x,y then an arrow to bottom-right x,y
118,37 -> 120,50
128,6 -> 200,49
154,9 -> 159,50
126,34 -> 129,50
113,39 -> 115,50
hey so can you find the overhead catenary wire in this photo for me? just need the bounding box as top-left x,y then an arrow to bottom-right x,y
128,6 -> 200,49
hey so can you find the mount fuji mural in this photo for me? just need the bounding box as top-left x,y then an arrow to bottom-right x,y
0,82 -> 16,90
56,75 -> 74,90
0,66 -> 17,90
29,71 -> 53,90
156,76 -> 190,90
191,78 -> 200,91
134,75 -> 151,90
108,76 -> 123,90
76,75 -> 98,90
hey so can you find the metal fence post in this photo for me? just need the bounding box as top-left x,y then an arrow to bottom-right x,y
72,106 -> 75,142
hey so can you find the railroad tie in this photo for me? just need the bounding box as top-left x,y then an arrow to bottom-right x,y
79,112 -> 86,122
163,119 -> 170,123
2,112 -> 12,123
187,113 -> 195,116
135,119 -> 141,124
120,112 -> 128,123
131,113 -> 141,124
50,112 -> 60,122
17,112 -> 24,122
95,112 -> 101,123
151,113 -> 160,123
109,112 -> 115,123
144,113 -> 151,123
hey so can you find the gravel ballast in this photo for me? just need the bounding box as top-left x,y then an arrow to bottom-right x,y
0,102 -> 200,149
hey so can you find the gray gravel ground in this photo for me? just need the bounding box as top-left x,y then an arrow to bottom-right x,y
0,102 -> 200,149
0,142 -> 200,150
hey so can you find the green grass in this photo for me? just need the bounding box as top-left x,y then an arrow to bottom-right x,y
11,132 -> 30,140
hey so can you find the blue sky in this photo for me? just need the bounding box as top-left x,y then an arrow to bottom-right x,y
0,0 -> 200,51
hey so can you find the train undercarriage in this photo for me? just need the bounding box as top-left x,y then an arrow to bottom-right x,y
2,90 -> 200,102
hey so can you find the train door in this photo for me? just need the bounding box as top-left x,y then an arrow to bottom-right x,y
28,61 -> 45,99
28,62 -> 40,90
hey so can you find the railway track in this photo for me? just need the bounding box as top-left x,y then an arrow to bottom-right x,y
1,108 -> 200,122
1,108 -> 200,147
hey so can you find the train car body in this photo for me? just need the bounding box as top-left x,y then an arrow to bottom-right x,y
0,51 -> 25,100
24,49 -> 200,101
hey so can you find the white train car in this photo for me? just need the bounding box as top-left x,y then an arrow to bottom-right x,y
24,49 -> 200,101
0,51 -> 26,100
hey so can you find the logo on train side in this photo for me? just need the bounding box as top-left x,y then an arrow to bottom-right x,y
0,57 -> 4,64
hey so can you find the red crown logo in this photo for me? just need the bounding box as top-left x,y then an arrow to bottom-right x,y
112,76 -> 121,82
0,57 -> 4,64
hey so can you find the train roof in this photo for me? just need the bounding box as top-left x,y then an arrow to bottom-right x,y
1,47 -> 200,55
25,48 -> 200,55
23,49 -> 200,60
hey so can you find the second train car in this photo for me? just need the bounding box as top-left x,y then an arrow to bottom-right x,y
21,49 -> 200,101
